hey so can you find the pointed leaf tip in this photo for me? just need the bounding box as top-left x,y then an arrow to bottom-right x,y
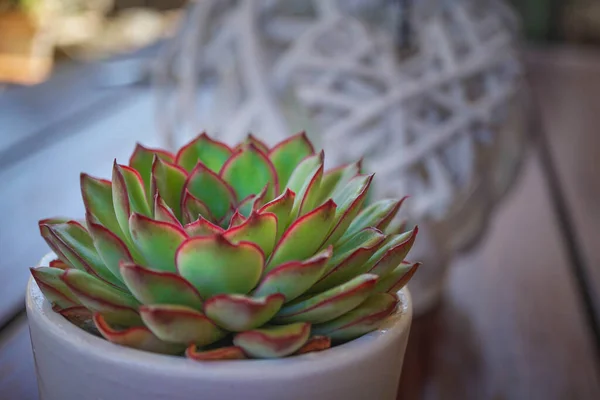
233,322 -> 311,359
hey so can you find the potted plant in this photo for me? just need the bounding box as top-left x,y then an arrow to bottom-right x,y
0,0 -> 54,84
27,132 -> 420,400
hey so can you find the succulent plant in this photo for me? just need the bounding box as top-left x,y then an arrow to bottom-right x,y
31,132 -> 420,360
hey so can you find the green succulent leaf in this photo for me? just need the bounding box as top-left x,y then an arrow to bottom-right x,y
220,144 -> 278,201
112,162 -> 151,244
40,220 -> 123,288
268,131 -> 315,188
266,199 -> 337,273
181,190 -> 215,225
140,305 -> 226,346
321,174 -> 373,248
309,228 -> 385,294
184,163 -> 236,222
80,173 -> 123,238
274,273 -> 378,324
129,144 -> 174,201
291,163 -> 323,218
237,184 -> 268,217
184,216 -> 224,236
151,157 -> 187,220
312,292 -> 397,341
366,227 -> 418,276
233,322 -> 311,359
153,193 -> 181,226
223,211 -> 277,257
285,151 -> 323,196
340,197 -> 406,243
176,235 -> 264,298
317,161 -> 361,204
86,214 -> 134,284
374,261 -> 421,294
61,269 -> 141,327
30,267 -> 80,309
234,134 -> 270,154
94,313 -> 185,355
120,262 -> 203,309
176,132 -> 233,173
227,210 -> 247,229
129,213 -> 188,273
258,188 -> 295,240
186,345 -> 246,361
254,247 -> 332,302
204,293 -> 285,332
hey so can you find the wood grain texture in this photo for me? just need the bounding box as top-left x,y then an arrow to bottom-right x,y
526,46 -> 600,322
399,151 -> 600,399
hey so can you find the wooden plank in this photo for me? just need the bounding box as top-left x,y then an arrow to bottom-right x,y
0,91 -> 161,326
0,314 -> 37,400
526,46 -> 600,323
399,150 -> 600,399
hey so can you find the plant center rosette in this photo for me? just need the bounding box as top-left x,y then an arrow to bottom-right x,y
31,132 -> 420,360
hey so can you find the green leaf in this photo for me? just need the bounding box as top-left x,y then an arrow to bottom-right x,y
366,227 -> 418,276
176,235 -> 264,298
175,132 -> 233,173
112,162 -> 151,244
233,322 -> 311,359
340,198 -> 406,244
86,213 -> 134,284
204,293 -> 285,332
129,144 -> 174,202
233,134 -> 270,154
374,261 -> 421,294
258,188 -> 295,240
80,173 -> 123,238
312,292 -> 398,341
151,157 -> 188,220
223,211 -> 278,257
268,132 -> 315,188
129,213 -> 188,273
30,267 -> 80,309
94,313 -> 184,355
291,163 -> 323,218
153,193 -> 181,226
274,274 -> 378,324
120,262 -> 203,309
316,161 -> 361,204
184,216 -> 224,236
285,151 -> 323,195
184,163 -> 236,222
40,220 -> 124,288
254,247 -> 332,302
220,144 -> 278,201
266,199 -> 337,273
61,269 -> 141,327
140,305 -> 226,346
321,174 -> 373,248
309,228 -> 385,294
181,190 -> 215,224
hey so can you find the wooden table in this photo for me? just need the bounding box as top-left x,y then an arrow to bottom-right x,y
1,46 -> 600,400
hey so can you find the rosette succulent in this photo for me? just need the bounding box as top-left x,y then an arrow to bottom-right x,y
31,132 -> 420,360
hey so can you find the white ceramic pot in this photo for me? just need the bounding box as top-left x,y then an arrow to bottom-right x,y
27,261 -> 413,400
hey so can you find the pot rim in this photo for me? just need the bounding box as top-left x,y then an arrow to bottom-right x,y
27,253 -> 412,381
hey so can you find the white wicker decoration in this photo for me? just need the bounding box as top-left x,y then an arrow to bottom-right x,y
155,0 -> 524,223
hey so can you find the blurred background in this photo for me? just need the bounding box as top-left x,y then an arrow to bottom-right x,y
1,0 -> 599,399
